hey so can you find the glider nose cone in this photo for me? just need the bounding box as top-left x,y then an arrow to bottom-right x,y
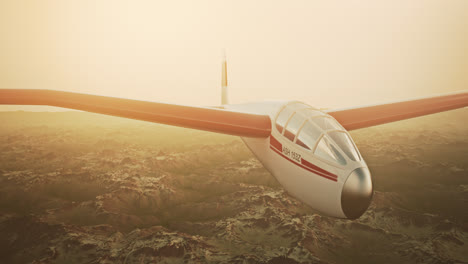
341,167 -> 373,219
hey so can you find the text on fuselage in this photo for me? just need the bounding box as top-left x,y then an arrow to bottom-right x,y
282,146 -> 301,162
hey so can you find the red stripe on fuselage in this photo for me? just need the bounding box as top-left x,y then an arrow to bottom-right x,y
270,136 -> 282,151
269,136 -> 338,182
300,158 -> 338,179
269,146 -> 337,182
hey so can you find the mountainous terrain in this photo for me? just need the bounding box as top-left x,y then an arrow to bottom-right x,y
0,109 -> 467,263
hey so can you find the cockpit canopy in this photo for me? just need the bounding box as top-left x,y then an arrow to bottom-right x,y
275,102 -> 361,166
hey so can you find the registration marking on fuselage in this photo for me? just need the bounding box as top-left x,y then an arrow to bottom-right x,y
269,136 -> 338,182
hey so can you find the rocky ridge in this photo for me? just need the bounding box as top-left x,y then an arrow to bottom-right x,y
0,110 -> 467,263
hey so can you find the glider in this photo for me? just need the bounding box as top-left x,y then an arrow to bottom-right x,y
1,56 -> 467,219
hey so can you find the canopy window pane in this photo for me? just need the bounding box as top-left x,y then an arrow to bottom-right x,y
296,121 -> 322,150
275,123 -> 284,132
276,103 -> 308,133
284,113 -> 304,141
315,136 -> 346,165
276,108 -> 293,133
298,108 -> 325,118
311,117 -> 342,131
328,131 -> 361,161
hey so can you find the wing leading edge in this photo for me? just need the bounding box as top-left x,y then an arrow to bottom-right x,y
0,89 -> 271,137
327,91 -> 468,131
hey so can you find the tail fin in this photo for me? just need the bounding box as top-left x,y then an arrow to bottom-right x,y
221,50 -> 229,105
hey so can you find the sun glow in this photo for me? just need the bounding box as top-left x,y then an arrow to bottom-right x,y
1,1 -> 467,111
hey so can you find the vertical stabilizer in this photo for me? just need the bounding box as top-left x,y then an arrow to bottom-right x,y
221,50 -> 229,105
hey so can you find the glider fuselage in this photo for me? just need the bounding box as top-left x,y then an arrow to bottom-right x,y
226,101 -> 373,219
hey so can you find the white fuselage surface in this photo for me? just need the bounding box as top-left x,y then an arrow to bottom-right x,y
226,101 -> 373,219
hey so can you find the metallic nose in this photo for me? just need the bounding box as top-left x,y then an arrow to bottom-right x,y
341,167 -> 373,219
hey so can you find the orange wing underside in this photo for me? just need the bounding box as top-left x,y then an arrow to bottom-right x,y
327,92 -> 468,131
0,89 -> 272,138
1,89 -> 467,135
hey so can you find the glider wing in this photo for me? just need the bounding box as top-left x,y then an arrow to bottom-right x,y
326,91 -> 468,131
0,89 -> 271,137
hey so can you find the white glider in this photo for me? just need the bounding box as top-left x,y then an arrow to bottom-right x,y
1,56 -> 467,219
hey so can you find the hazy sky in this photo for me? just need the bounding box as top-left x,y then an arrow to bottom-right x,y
1,0 -> 467,111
